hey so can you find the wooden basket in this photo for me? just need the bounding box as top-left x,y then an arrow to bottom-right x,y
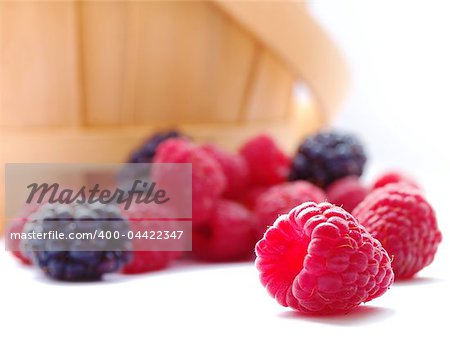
0,1 -> 349,229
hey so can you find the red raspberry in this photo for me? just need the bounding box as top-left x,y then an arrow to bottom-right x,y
122,250 -> 181,274
120,204 -> 182,274
236,185 -> 270,209
239,135 -> 291,186
254,181 -> 326,232
256,202 -> 393,315
326,176 -> 369,213
6,203 -> 43,266
353,184 -> 441,279
192,200 -> 257,261
201,144 -> 249,198
154,138 -> 226,225
6,217 -> 32,265
372,171 -> 419,190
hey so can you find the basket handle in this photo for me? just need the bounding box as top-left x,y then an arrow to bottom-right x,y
213,1 -> 350,120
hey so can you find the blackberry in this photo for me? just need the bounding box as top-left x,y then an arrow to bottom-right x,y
24,203 -> 132,281
289,131 -> 366,187
128,130 -> 181,163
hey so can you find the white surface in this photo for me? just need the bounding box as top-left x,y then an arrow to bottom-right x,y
0,244 -> 448,360
2,1 -> 450,359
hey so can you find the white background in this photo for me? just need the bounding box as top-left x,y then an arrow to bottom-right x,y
1,1 -> 449,359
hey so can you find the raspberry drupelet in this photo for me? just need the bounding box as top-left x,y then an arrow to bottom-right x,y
256,202 -> 394,315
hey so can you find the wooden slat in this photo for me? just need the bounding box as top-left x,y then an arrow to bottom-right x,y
0,1 -> 340,233
79,1 -> 128,126
213,0 -> 350,120
133,1 -> 256,124
242,49 -> 295,123
0,95 -> 321,231
0,1 -> 82,127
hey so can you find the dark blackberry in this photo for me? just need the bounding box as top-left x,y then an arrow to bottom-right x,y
128,130 -> 182,163
289,131 -> 366,187
24,203 -> 132,281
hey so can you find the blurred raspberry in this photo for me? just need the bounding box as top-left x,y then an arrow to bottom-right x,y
128,130 -> 182,163
120,203 -> 182,274
121,251 -> 181,274
235,185 -> 270,209
119,131 -> 184,190
5,203 -> 43,265
256,202 -> 393,314
201,144 -> 249,198
354,184 -> 441,279
192,200 -> 257,261
6,217 -> 32,265
254,181 -> 326,232
239,135 -> 290,186
372,171 -> 419,190
326,176 -> 369,213
154,138 -> 226,225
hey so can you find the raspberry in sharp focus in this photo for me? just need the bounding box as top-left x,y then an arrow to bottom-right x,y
326,176 -> 369,213
201,144 -> 250,199
24,203 -> 132,281
256,202 -> 394,315
353,184 -> 441,279
153,138 -> 226,225
372,171 -> 420,190
239,134 -> 291,186
192,200 -> 257,261
128,130 -> 182,163
289,131 -> 367,188
254,181 -> 326,233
